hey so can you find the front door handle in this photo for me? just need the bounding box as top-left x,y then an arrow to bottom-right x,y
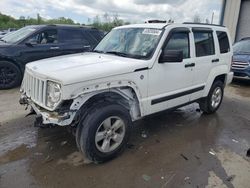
212,58 -> 219,63
185,63 -> 195,68
50,46 -> 59,50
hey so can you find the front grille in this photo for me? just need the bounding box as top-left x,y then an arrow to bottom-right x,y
22,70 -> 47,106
232,61 -> 249,70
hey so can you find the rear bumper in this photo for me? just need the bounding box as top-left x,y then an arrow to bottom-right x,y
226,72 -> 234,84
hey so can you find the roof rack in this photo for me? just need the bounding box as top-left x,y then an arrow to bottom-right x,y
145,20 -> 167,23
183,22 -> 225,27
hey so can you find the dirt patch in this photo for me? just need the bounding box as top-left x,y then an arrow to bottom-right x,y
57,151 -> 91,166
0,144 -> 30,164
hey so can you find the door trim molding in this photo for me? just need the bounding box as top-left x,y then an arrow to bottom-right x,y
151,85 -> 205,105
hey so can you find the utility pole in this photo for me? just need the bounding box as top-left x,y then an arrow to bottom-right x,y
211,12 -> 214,24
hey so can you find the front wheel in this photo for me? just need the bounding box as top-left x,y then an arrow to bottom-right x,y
0,61 -> 22,89
77,101 -> 132,163
199,81 -> 224,114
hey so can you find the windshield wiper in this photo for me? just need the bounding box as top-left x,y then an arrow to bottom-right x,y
106,51 -> 147,59
93,49 -> 104,53
105,51 -> 130,57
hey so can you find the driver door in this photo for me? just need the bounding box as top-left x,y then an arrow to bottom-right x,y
147,28 -> 196,114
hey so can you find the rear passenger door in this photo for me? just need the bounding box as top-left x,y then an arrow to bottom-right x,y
58,28 -> 91,56
190,28 -> 217,101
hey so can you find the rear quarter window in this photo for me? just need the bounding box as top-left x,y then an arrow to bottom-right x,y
216,31 -> 230,53
89,30 -> 104,42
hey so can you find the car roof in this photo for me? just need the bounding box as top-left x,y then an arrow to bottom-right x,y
116,23 -> 226,30
25,24 -> 98,30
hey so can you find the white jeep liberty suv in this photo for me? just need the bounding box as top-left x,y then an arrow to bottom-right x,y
20,23 -> 234,163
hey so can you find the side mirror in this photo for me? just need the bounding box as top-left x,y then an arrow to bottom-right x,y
159,50 -> 183,63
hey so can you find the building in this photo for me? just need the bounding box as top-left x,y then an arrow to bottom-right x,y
221,0 -> 250,42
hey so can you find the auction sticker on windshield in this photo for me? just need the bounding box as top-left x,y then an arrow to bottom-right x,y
142,29 -> 161,35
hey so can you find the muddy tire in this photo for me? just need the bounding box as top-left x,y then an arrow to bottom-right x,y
77,101 -> 131,163
199,81 -> 224,114
0,61 -> 22,89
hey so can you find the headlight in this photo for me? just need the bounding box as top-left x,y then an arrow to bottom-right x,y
46,81 -> 61,108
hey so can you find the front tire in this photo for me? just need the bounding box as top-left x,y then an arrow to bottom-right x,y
199,80 -> 224,114
0,61 -> 22,89
77,101 -> 132,163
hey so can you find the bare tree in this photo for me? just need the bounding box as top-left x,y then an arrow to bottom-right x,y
103,12 -> 110,23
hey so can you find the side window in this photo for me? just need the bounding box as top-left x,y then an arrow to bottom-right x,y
193,31 -> 215,57
164,32 -> 190,59
28,29 -> 58,44
216,31 -> 230,53
60,29 -> 88,43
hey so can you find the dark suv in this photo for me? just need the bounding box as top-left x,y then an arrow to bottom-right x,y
0,24 -> 104,89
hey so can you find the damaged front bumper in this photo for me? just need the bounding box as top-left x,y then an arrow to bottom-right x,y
19,94 -> 77,126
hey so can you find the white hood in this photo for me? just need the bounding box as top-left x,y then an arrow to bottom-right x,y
26,52 -> 148,85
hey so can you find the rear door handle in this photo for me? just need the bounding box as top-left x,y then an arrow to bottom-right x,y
83,45 -> 91,48
50,46 -> 59,50
212,58 -> 219,63
185,63 -> 195,68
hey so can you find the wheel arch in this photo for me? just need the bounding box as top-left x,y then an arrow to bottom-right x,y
0,57 -> 24,75
203,65 -> 228,97
71,86 -> 143,122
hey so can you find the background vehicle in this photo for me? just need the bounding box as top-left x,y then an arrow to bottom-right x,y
0,25 -> 104,89
20,23 -> 233,163
232,38 -> 250,79
0,28 -> 17,39
0,31 -> 7,39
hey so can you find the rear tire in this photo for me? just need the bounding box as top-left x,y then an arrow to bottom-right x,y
77,101 -> 132,163
0,61 -> 22,89
199,81 -> 224,114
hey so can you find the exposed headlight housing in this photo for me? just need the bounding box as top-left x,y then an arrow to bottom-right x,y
46,81 -> 61,108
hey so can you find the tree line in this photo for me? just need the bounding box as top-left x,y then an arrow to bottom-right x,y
0,12 -> 129,31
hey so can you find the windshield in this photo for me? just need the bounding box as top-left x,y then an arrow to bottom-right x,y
233,40 -> 250,54
94,28 -> 163,59
2,26 -> 36,43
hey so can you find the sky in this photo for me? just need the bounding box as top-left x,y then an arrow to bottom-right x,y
1,0 -> 223,24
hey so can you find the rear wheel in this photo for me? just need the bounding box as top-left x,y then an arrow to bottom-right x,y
0,61 -> 22,89
76,101 -> 131,163
199,81 -> 224,114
